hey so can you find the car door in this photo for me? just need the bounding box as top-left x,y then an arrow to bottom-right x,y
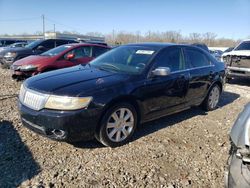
141,46 -> 190,121
55,46 -> 93,69
183,47 -> 214,106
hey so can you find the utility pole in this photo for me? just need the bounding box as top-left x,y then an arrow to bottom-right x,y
53,24 -> 56,33
42,14 -> 45,38
112,29 -> 115,44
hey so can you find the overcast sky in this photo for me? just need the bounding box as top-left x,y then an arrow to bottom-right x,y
0,0 -> 249,39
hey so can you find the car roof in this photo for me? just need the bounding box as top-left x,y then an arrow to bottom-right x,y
61,43 -> 111,48
124,42 -> 208,51
124,42 -> 178,49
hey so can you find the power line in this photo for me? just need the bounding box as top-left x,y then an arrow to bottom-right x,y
45,17 -> 80,32
0,17 -> 40,22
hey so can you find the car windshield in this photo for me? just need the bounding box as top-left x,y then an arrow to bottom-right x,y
235,41 -> 250,51
25,40 -> 43,49
40,45 -> 73,56
90,46 -> 157,74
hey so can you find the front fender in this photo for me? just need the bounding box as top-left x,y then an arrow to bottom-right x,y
230,103 -> 250,147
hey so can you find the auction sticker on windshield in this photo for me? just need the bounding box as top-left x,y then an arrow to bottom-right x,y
136,50 -> 155,55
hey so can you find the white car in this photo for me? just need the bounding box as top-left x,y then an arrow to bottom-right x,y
221,39 -> 250,79
221,39 -> 250,78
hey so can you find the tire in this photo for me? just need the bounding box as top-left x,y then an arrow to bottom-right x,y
202,84 -> 221,111
96,103 -> 138,147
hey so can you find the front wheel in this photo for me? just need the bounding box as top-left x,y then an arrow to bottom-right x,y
96,103 -> 137,147
202,84 -> 221,111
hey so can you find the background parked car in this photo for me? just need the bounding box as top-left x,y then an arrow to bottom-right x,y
0,39 -> 26,47
191,43 -> 209,52
225,103 -> 250,188
11,43 -> 111,79
0,42 -> 28,52
222,39 -> 250,80
18,43 -> 225,147
209,49 -> 223,61
224,47 -> 235,53
0,39 -> 77,68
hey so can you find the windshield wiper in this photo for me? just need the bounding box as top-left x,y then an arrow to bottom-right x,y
100,63 -> 120,71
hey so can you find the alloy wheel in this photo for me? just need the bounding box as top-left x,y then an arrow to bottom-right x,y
208,86 -> 220,109
106,108 -> 134,142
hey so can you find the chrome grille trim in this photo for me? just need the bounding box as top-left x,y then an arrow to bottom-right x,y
19,84 -> 49,111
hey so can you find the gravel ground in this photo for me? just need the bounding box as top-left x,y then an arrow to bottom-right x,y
0,68 -> 250,188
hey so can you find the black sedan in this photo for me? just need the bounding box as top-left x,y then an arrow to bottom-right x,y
18,43 -> 225,147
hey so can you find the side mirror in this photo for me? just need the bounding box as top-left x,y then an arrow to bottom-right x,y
152,67 -> 171,76
36,45 -> 46,51
66,53 -> 75,60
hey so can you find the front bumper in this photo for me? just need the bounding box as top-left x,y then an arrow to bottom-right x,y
1,57 -> 15,67
225,152 -> 250,188
227,66 -> 250,78
19,102 -> 102,142
12,70 -> 35,78
10,65 -> 37,78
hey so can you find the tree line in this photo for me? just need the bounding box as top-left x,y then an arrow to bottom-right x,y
2,30 -> 247,47
101,31 -> 243,47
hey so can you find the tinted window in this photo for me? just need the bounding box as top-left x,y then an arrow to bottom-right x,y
5,41 -> 15,45
64,46 -> 92,59
185,48 -> 210,68
234,41 -> 250,51
56,40 -> 76,46
154,47 -> 185,72
93,46 -> 109,57
41,40 -> 56,49
25,40 -> 43,49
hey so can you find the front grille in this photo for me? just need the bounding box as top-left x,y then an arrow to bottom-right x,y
19,84 -> 48,111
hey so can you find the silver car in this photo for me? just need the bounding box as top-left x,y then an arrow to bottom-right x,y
225,103 -> 250,187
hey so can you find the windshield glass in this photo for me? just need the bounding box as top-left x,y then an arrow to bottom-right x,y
41,45 -> 72,56
90,46 -> 157,74
235,41 -> 250,51
25,40 -> 43,49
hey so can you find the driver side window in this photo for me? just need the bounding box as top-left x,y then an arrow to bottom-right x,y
154,47 -> 185,72
64,46 -> 92,60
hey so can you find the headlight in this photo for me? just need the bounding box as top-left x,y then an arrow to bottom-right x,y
45,96 -> 92,110
20,64 -> 37,71
4,52 -> 16,58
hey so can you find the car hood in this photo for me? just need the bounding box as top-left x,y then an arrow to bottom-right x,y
222,50 -> 250,57
230,103 -> 250,147
13,55 -> 55,66
25,65 -> 130,96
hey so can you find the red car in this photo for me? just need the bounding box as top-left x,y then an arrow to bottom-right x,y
11,43 -> 110,79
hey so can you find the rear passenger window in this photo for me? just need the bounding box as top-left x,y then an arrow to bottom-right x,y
56,40 -> 75,46
154,47 -> 185,72
93,47 -> 109,57
41,40 -> 56,49
185,48 -> 210,68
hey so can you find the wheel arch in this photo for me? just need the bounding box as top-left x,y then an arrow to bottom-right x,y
96,95 -> 142,131
210,80 -> 223,93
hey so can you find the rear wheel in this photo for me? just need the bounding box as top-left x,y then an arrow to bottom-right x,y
202,84 -> 221,111
96,103 -> 137,147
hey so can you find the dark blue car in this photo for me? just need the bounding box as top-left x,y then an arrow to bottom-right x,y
18,43 -> 225,147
